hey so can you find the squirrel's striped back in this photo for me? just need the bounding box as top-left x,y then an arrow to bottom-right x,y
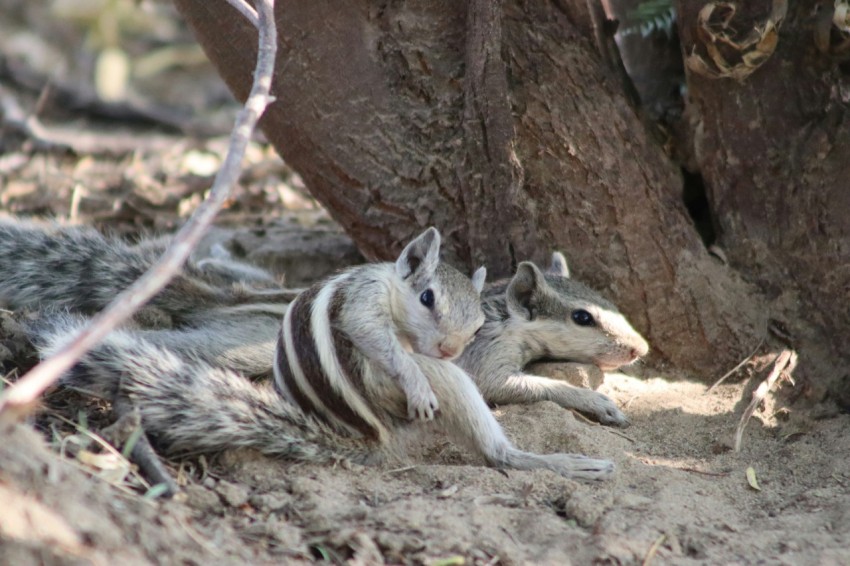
274,272 -> 391,443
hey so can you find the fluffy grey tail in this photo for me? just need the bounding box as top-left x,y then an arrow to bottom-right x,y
29,313 -> 377,464
0,220 -> 292,321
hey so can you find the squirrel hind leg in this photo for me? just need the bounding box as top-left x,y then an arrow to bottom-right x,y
104,396 -> 180,497
413,355 -> 614,480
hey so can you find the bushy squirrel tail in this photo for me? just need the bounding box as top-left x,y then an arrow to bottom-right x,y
29,312 -> 378,464
0,220 -> 290,320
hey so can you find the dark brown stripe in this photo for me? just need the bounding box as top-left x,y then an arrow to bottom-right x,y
328,286 -> 367,396
275,327 -> 326,423
288,282 -> 379,440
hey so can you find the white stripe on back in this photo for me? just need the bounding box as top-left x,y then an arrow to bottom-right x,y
277,290 -> 357,434
310,273 -> 387,441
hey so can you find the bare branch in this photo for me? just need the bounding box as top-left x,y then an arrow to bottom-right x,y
0,84 -> 181,155
734,349 -> 797,452
706,337 -> 765,393
0,0 -> 278,419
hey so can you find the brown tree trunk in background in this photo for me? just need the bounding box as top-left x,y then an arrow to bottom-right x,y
676,0 -> 850,388
173,0 -> 766,378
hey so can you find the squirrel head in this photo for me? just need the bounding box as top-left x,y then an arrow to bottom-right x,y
394,228 -> 485,360
504,253 -> 649,370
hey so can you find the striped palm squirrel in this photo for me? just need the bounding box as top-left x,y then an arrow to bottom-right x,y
458,253 -> 649,427
2,220 -> 614,480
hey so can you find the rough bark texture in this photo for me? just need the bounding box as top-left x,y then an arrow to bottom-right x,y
676,0 -> 850,387
173,0 -> 767,377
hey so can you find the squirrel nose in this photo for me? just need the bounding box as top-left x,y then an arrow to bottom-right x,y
630,342 -> 649,360
438,342 -> 460,359
439,346 -> 458,359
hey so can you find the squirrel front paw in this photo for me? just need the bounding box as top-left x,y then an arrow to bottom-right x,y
403,379 -> 440,421
579,390 -> 629,427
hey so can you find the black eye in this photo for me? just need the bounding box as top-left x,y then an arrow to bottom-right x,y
420,289 -> 435,309
571,309 -> 594,327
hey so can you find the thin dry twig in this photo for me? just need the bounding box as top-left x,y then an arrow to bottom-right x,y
0,83 -> 179,155
672,466 -> 729,478
0,0 -> 278,420
573,411 -> 636,443
642,533 -> 666,566
604,427 -> 637,443
706,337 -> 765,393
3,58 -> 194,133
734,349 -> 797,452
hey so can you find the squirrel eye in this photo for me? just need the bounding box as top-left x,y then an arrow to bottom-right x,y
571,309 -> 595,327
420,289 -> 435,309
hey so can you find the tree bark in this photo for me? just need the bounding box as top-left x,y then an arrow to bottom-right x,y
173,0 -> 766,378
676,0 -> 850,384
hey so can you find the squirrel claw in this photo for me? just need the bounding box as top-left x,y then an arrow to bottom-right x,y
405,384 -> 440,421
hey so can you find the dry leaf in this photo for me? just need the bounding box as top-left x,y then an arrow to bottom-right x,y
746,466 -> 761,491
685,0 -> 788,80
77,448 -> 133,484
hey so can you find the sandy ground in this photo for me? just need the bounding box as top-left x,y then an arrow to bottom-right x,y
2,356 -> 848,565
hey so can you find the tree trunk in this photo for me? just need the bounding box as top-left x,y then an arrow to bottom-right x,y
676,0 -> 850,387
173,0 -> 766,378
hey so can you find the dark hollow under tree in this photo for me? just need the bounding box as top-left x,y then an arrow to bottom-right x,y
172,0 -> 847,388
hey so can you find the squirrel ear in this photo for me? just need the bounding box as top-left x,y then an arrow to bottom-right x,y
548,251 -> 570,278
471,266 -> 487,294
396,227 -> 441,279
506,262 -> 546,320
